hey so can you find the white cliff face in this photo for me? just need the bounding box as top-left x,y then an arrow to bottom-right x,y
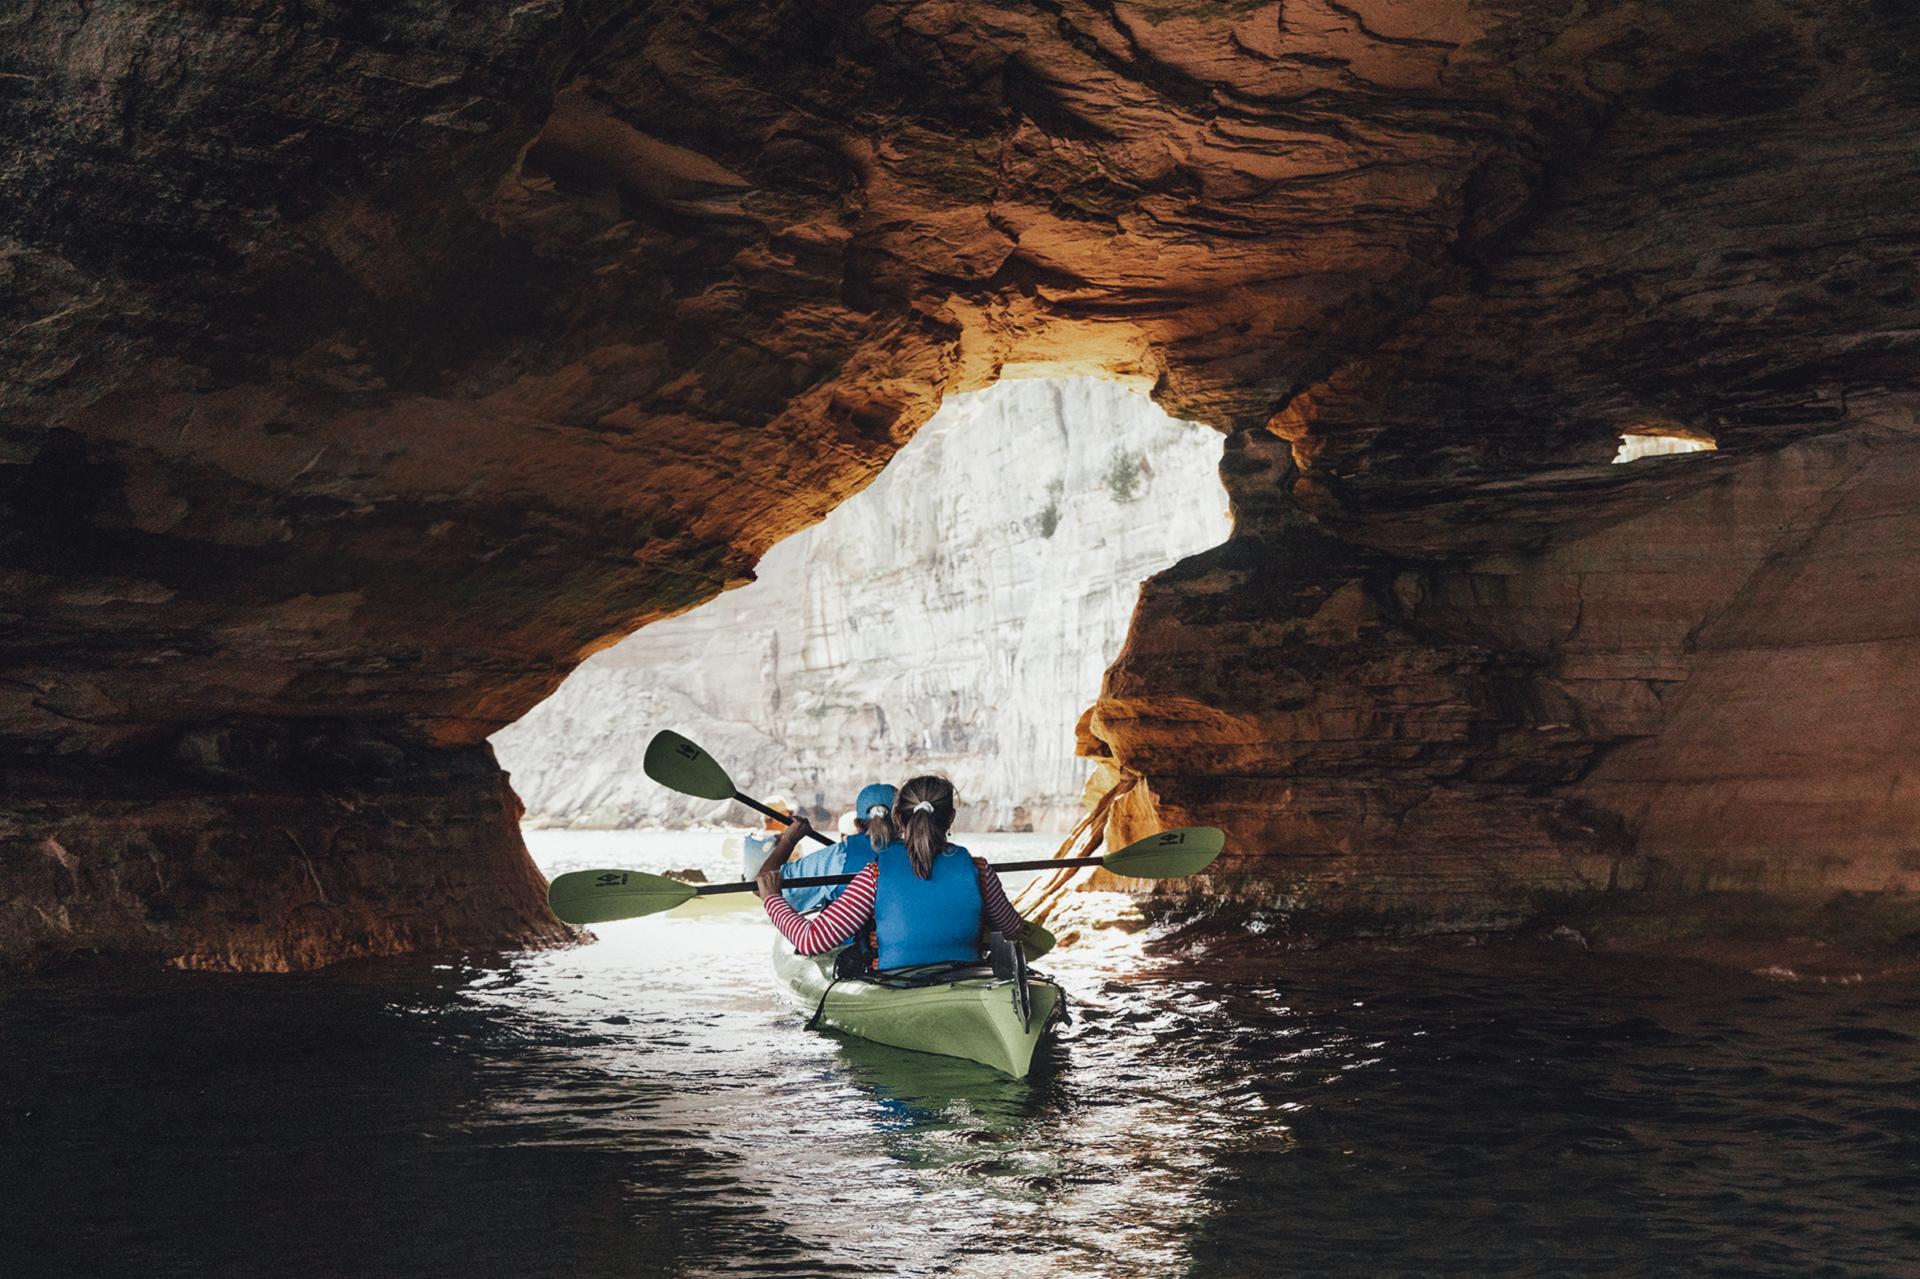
493,377 -> 1231,831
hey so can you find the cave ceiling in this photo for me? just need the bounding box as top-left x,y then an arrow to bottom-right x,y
3,0 -> 1915,752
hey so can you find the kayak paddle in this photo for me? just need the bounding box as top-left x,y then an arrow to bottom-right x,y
1019,921 -> 1059,962
643,729 -> 833,847
546,825 -> 1226,927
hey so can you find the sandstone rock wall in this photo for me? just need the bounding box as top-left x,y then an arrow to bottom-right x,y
1099,426 -> 1920,938
0,725 -> 568,971
1088,9 -> 1920,951
492,377 -> 1230,831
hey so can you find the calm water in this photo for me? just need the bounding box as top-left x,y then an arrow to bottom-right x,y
2,830 -> 1917,1278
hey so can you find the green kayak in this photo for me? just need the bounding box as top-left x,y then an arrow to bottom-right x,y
771,937 -> 1062,1078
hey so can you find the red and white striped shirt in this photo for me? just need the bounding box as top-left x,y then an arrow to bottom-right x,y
763,856 -> 1025,957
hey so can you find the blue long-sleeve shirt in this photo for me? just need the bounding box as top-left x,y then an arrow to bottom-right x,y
777,832 -> 881,913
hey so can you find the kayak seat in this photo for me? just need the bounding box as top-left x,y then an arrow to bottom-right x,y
985,930 -> 1020,979
860,960 -> 999,988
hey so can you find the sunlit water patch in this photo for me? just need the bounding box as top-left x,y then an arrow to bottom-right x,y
2,829 -> 1916,1277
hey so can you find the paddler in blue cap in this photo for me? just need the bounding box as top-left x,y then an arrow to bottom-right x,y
751,782 -> 897,914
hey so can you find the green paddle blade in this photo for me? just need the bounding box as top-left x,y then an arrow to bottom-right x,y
1101,826 -> 1227,879
548,869 -> 697,924
1021,921 -> 1057,962
643,730 -> 736,801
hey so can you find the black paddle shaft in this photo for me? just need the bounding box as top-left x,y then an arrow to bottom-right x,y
694,855 -> 1103,896
734,791 -> 835,846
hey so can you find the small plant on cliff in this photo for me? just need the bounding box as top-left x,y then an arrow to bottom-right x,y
1105,449 -> 1144,503
1034,480 -> 1064,538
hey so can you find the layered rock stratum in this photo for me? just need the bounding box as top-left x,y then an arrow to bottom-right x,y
4,1 -> 1918,967
492,377 -> 1230,831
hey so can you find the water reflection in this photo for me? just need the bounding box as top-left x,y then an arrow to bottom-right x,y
443,899 -> 1241,1278
2,839 -> 1917,1278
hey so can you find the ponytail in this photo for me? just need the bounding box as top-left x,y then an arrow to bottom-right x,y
863,808 -> 897,851
893,774 -> 956,879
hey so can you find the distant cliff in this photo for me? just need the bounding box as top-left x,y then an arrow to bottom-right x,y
492,378 -> 1229,830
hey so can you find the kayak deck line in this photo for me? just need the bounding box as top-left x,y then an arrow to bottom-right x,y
770,938 -> 1063,1078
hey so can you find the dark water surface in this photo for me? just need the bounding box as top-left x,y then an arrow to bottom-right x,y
3,909 -> 1917,1278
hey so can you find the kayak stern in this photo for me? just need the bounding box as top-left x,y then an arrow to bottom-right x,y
772,939 -> 1061,1078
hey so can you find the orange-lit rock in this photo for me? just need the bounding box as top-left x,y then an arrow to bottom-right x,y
4,1 -> 1919,964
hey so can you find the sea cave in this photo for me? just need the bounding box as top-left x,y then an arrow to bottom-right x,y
7,4 -> 1920,1275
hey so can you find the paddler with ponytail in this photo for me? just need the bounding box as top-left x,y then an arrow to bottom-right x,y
757,775 -> 1028,970
752,782 -> 897,914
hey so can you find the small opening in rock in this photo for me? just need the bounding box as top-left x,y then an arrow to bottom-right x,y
1613,425 -> 1717,464
494,376 -> 1231,837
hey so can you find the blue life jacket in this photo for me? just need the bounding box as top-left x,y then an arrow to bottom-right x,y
873,841 -> 982,970
778,832 -> 880,914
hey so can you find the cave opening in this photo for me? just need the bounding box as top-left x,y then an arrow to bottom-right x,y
1612,424 -> 1718,463
492,376 -> 1232,847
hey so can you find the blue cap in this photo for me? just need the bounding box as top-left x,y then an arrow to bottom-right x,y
854,783 -> 897,819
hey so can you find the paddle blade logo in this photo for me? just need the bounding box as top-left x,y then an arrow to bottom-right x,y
644,729 -> 738,800
548,868 -> 697,924
1102,826 -> 1226,879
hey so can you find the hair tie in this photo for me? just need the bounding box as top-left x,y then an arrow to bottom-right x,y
910,800 -> 934,814
866,805 -> 889,819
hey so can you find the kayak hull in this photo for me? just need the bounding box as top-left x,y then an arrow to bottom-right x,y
771,938 -> 1061,1078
